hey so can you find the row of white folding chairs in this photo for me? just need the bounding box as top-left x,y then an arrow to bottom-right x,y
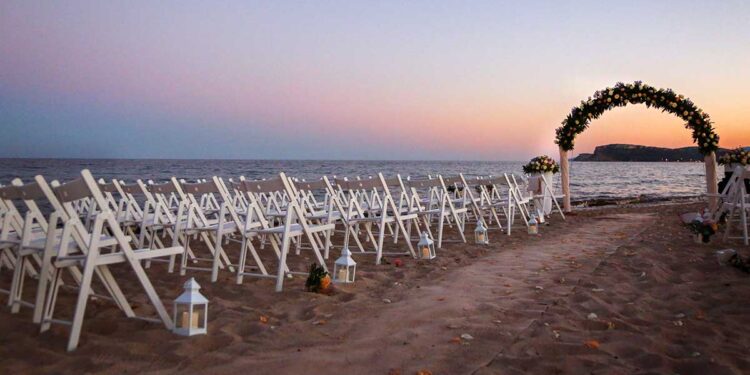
86,174 -> 335,292
0,170 -> 183,351
5,170 -> 566,300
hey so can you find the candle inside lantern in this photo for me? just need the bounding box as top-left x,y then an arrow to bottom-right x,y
337,268 -> 348,282
181,311 -> 200,329
477,233 -> 485,242
421,246 -> 430,258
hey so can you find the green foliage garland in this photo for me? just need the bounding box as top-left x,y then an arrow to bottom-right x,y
555,81 -> 719,155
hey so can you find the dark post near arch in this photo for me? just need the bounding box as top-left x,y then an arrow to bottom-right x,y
555,81 -> 720,212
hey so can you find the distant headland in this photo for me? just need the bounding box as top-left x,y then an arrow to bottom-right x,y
572,144 -> 745,162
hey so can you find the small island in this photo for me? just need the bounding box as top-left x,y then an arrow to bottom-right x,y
573,143 -> 737,162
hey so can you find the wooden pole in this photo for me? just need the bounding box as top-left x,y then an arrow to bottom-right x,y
559,147 -> 571,212
704,151 -> 718,212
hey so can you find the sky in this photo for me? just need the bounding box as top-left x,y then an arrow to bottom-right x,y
1,0 -> 748,160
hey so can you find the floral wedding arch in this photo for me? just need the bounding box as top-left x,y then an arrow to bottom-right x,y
554,81 -> 720,211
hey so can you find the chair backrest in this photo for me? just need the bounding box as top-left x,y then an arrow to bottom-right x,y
118,181 -> 143,196
242,178 -> 287,194
11,179 -> 51,232
0,185 -> 26,236
292,178 -> 332,214
293,179 -> 328,191
210,176 -> 245,227
406,176 -> 450,210
0,185 -> 22,201
181,180 -> 220,195
148,181 -> 179,194
55,177 -> 92,204
110,180 -> 144,222
406,177 -> 443,189
33,170 -> 116,253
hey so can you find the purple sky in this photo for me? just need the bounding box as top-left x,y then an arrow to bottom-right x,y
1,1 -> 748,160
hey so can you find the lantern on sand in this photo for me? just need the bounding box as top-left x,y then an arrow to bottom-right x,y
528,214 -> 539,235
474,220 -> 489,244
173,278 -> 208,336
417,232 -> 436,259
333,247 -> 356,283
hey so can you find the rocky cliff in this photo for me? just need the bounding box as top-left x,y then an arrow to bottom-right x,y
573,144 -> 732,162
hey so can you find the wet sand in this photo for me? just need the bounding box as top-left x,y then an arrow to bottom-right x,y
2,202 -> 750,374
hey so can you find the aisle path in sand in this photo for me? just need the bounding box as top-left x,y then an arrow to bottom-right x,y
217,213 -> 651,374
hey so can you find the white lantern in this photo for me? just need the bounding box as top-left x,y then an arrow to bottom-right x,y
474,220 -> 489,245
173,277 -> 208,336
333,247 -> 357,283
528,214 -> 539,235
417,232 -> 436,259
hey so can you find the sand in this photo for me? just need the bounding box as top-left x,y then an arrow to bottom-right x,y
2,202 -> 750,374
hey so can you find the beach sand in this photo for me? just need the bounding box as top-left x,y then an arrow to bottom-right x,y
2,202 -> 750,374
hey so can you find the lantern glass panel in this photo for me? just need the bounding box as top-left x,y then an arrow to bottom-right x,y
195,304 -> 207,329
475,231 -> 486,244
335,265 -> 347,282
175,304 -> 191,330
347,265 -> 356,282
420,245 -> 430,259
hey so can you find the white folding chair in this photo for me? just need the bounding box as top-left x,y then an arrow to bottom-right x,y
327,175 -> 418,264
175,177 -> 239,282
237,173 -> 335,291
406,176 -> 467,248
4,180 -> 60,314
36,170 -> 183,351
534,174 -> 566,221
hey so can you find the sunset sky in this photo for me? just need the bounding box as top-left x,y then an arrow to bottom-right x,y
1,1 -> 748,160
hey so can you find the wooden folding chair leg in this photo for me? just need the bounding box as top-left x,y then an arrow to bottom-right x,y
236,236 -> 268,284
274,234 -> 292,292
8,253 -> 26,313
437,213 -> 445,249
375,215 -> 387,265
40,269 -> 63,332
67,258 -> 97,352
211,209 -> 227,282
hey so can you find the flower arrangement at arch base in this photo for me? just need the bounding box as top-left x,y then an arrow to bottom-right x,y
522,155 -> 560,174
687,218 -> 717,244
305,263 -> 333,295
718,148 -> 749,166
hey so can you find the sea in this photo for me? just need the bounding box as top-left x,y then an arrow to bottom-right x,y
0,159 -> 707,204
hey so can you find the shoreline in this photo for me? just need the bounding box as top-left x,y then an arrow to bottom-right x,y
572,195 -> 703,209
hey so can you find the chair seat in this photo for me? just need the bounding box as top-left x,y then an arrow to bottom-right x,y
349,215 -> 395,224
419,207 -> 467,216
194,221 -> 238,233
307,211 -> 342,221
251,222 -> 335,236
55,246 -> 183,267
